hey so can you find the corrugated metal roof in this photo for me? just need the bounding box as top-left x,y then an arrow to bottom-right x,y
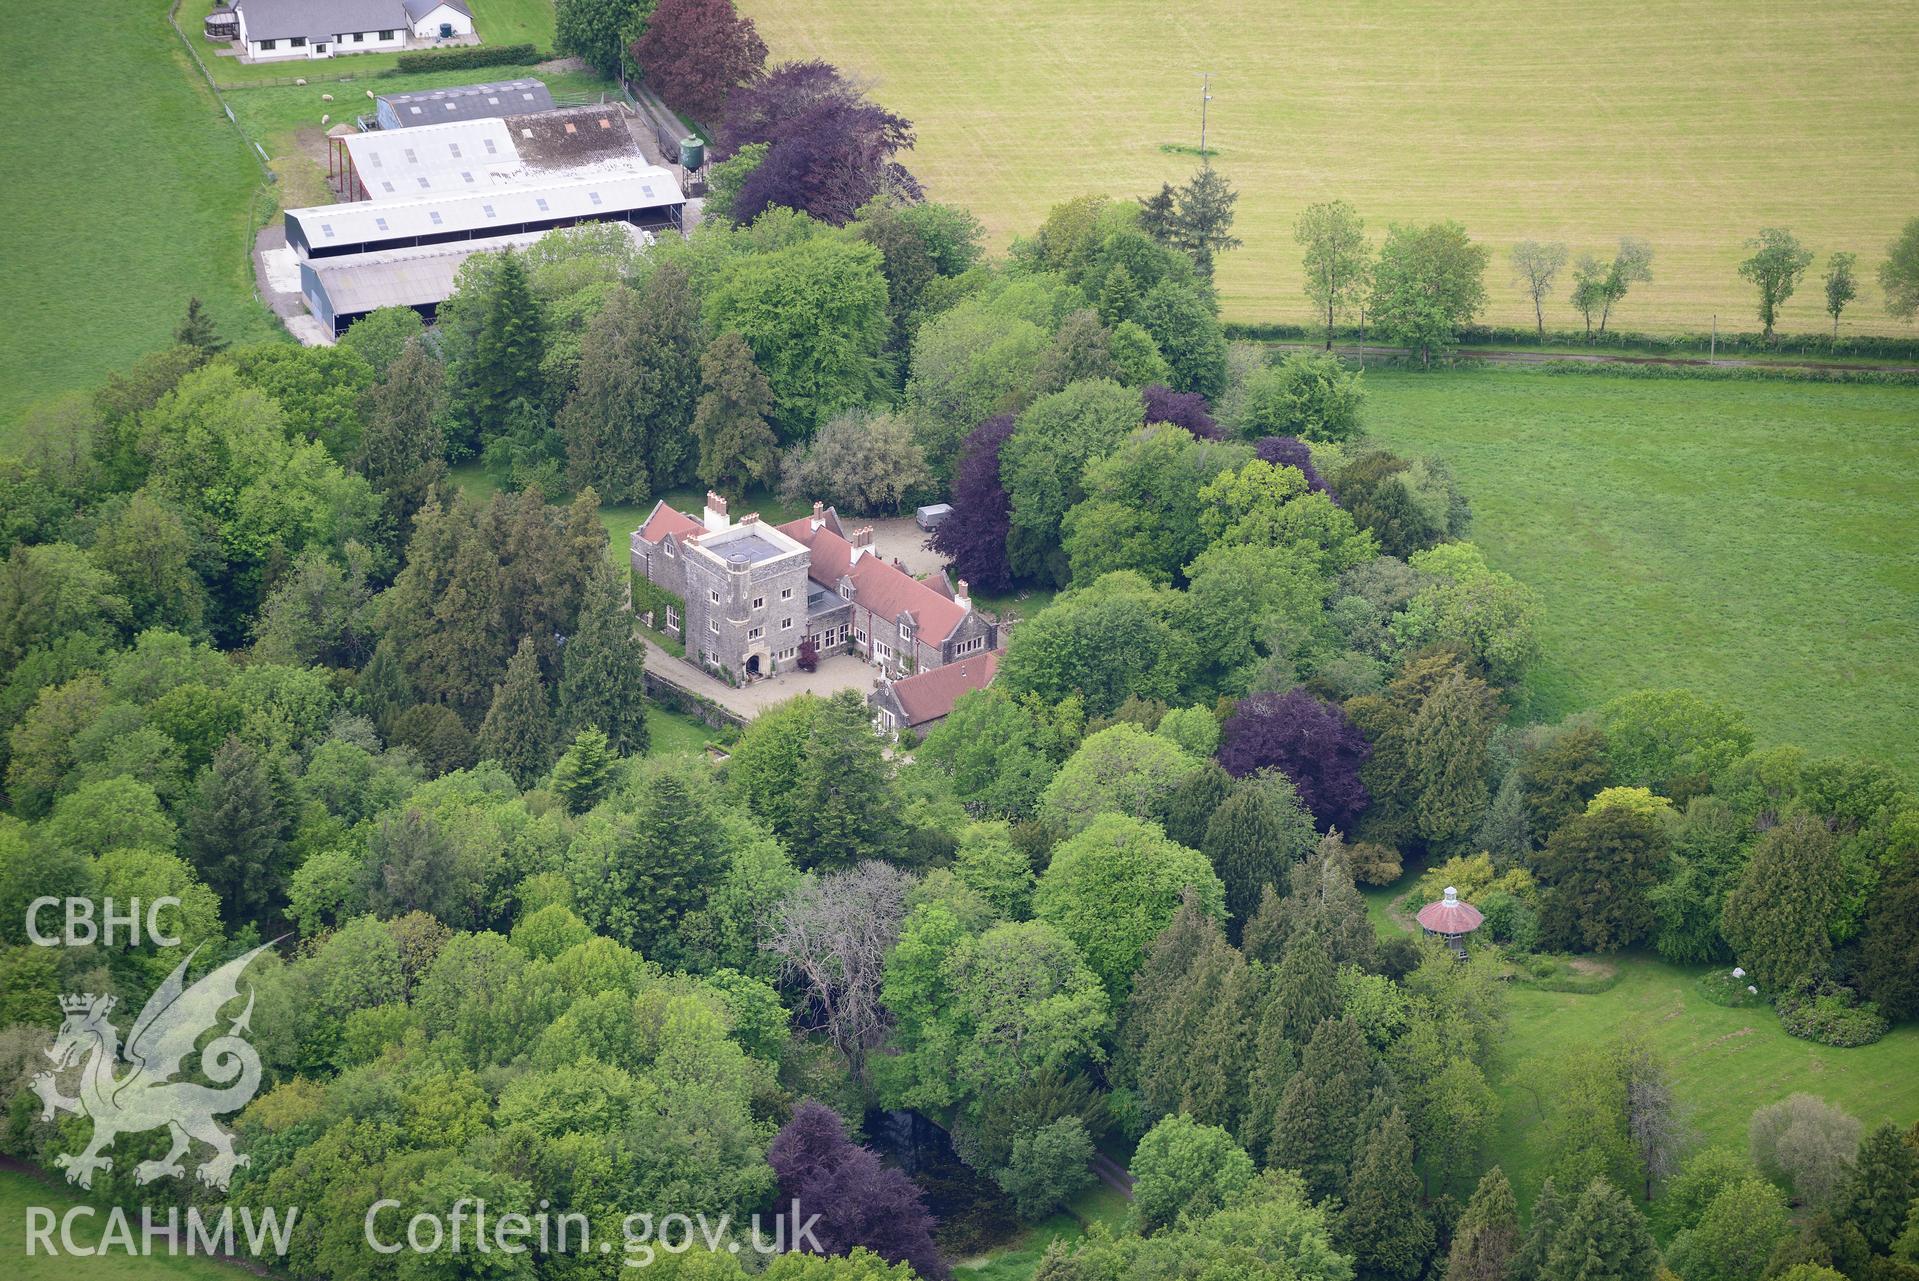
343,119 -> 522,199
287,168 -> 684,246
376,79 -> 554,126
308,227 -> 647,315
237,0 -> 403,41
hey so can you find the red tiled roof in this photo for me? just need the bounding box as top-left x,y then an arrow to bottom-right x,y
776,516 -> 970,644
919,570 -> 956,599
889,651 -> 999,726
638,500 -> 701,543
1415,889 -> 1485,936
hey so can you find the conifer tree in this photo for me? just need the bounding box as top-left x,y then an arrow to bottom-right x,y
1268,924 -> 1339,1044
183,736 -> 288,927
1157,757 -> 1232,850
558,562 -> 650,755
791,689 -> 897,867
1512,1178 -> 1569,1281
470,249 -> 545,428
692,330 -> 780,492
356,339 -> 448,537
550,727 -> 617,815
478,635 -> 555,788
1837,1123 -> 1918,1252
1339,1109 -> 1433,1281
1097,263 -> 1142,327
357,635 -> 416,735
1274,1016 -> 1372,1199
1448,1166 -> 1522,1281
1540,1178 -> 1658,1281
174,296 -> 227,355
1138,183 -> 1179,244
1202,777 -> 1314,933
1410,668 -> 1496,851
1720,816 -> 1842,995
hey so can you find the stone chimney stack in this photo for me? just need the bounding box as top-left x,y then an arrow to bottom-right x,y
810,500 -> 825,531
956,578 -> 971,609
849,526 -> 874,560
702,491 -> 730,532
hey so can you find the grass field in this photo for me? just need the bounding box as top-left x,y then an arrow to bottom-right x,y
1495,956 -> 1919,1211
738,0 -> 1919,334
1361,367 -> 1919,772
0,1168 -> 247,1279
1365,881 -> 1919,1218
0,0 -> 278,426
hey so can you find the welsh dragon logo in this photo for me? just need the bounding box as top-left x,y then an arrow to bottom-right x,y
31,942 -> 275,1191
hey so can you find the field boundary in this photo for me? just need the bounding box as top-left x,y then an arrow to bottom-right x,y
166,0 -> 279,319
1260,340 -> 1919,380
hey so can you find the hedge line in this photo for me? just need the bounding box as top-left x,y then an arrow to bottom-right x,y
1524,360 -> 1919,387
390,43 -> 542,74
1223,320 -> 1919,362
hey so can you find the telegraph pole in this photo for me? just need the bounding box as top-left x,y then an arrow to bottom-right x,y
1199,72 -> 1212,158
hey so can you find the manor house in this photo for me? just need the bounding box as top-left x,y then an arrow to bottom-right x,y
630,493 -> 998,685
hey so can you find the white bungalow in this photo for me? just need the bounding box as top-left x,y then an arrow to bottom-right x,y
232,0 -> 472,60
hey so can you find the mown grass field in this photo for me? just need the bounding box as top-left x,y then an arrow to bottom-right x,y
737,0 -> 1919,334
1366,882 -> 1919,1217
0,0 -> 278,426
1361,368 -> 1919,772
0,1168 -> 247,1280
1494,954 -> 1919,1213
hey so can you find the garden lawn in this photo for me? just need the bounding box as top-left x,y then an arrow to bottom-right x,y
0,0 -> 276,431
1492,953 -> 1919,1211
738,0 -> 1919,335
1361,367 -> 1919,773
0,1167 -> 248,1280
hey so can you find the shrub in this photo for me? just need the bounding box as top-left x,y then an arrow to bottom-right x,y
391,43 -> 541,74
1749,1094 -> 1861,1207
1347,841 -> 1403,886
1776,988 -> 1887,1049
1697,968 -> 1767,1009
1475,890 -> 1539,952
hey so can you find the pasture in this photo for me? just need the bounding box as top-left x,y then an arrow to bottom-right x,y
0,0 -> 277,427
1361,367 -> 1919,772
738,0 -> 1919,334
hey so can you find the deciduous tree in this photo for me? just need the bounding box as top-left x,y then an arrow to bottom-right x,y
1738,228 -> 1815,340
1369,221 -> 1490,367
1511,240 -> 1569,337
1296,200 -> 1370,348
1822,252 -> 1858,337
631,0 -> 766,123
1879,217 -> 1919,321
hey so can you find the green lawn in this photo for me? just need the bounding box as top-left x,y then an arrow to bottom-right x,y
0,0 -> 277,429
1494,954 -> 1919,1211
738,0 -> 1919,335
646,702 -> 720,756
0,1168 -> 248,1280
1362,367 -> 1919,773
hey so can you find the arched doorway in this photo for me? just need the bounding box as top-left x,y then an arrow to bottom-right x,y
746,654 -> 762,678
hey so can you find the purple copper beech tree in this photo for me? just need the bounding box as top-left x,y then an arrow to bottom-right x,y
1142,384 -> 1225,439
720,61 -> 922,225
1218,688 -> 1371,831
767,1100 -> 949,1280
929,413 -> 1016,592
1255,435 -> 1334,496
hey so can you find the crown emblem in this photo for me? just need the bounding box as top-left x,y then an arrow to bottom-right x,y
60,993 -> 112,1015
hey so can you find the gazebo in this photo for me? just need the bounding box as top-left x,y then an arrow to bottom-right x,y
1416,886 -> 1484,959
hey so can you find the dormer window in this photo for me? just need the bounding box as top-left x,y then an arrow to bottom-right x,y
899,621 -> 913,644
839,580 -> 855,600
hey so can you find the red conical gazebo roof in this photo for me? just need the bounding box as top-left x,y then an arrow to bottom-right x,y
1416,886 -> 1484,936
